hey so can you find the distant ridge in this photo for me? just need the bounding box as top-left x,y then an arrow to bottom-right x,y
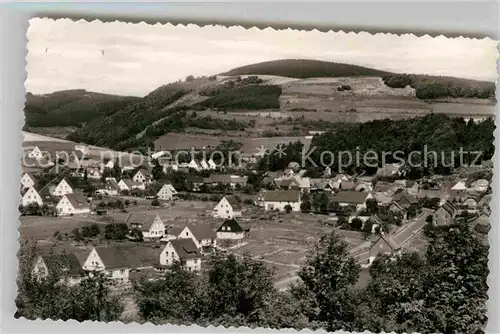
220,59 -> 390,79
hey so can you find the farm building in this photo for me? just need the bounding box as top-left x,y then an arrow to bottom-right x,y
330,191 -> 373,212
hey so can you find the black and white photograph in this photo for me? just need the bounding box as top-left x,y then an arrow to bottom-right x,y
17,18 -> 496,333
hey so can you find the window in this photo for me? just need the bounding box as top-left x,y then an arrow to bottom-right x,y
194,259 -> 198,264
120,269 -> 125,274
171,252 -> 174,257
186,232 -> 188,236
227,226 -> 231,231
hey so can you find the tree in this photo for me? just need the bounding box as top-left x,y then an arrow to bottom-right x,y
366,198 -> 379,215
300,200 -> 311,213
362,220 -> 373,238
312,192 -> 329,212
104,223 -> 129,240
151,199 -> 160,207
186,75 -> 195,82
284,204 -> 292,213
135,261 -> 201,323
129,228 -> 144,242
351,218 -> 363,231
298,232 -> 360,332
72,228 -> 83,241
81,224 -> 100,238
83,168 -> 88,181
204,253 -> 276,325
152,158 -> 163,181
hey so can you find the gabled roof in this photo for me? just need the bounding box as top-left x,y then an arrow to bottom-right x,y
393,191 -> 419,206
64,193 -> 89,209
372,233 -> 399,250
94,245 -> 130,269
39,252 -> 84,276
224,196 -> 243,210
262,190 -> 301,203
339,181 -> 356,190
141,216 -> 164,232
125,213 -> 149,227
438,201 -> 459,215
186,224 -> 216,240
135,169 -> 152,178
330,191 -> 369,204
170,239 -> 202,260
217,219 -> 248,233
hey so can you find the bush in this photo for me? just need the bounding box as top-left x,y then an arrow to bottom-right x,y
82,224 -> 100,238
151,199 -> 160,206
284,204 -> 293,213
351,218 -> 363,231
104,223 -> 129,240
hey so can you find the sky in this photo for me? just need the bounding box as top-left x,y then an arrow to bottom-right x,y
26,18 -> 498,97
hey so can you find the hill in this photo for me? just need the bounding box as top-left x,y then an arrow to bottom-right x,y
221,59 -> 389,78
222,59 -> 496,100
24,90 -> 140,128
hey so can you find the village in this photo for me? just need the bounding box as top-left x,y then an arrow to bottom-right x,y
19,139 -> 492,292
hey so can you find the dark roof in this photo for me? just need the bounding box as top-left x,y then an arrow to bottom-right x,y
439,201 -> 459,215
262,190 -> 301,202
277,178 -> 300,188
340,181 -> 356,190
393,191 -> 419,206
204,174 -> 248,185
64,193 -> 90,209
40,253 -> 84,276
187,224 -> 216,240
331,191 -> 369,204
95,245 -> 130,269
125,213 -> 149,227
217,219 -> 248,233
170,239 -> 202,260
225,196 -> 243,210
123,245 -> 162,268
372,234 -> 399,250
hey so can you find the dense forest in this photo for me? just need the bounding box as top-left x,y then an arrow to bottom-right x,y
221,59 -> 389,78
382,74 -> 496,100
23,90 -> 140,128
195,84 -> 282,110
18,222 -> 489,333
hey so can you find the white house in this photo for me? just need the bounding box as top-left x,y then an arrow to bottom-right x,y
82,246 -> 130,283
200,160 -> 209,170
157,184 -> 178,201
20,173 -> 36,189
208,158 -> 217,169
132,169 -> 152,184
330,191 -> 374,212
159,239 -> 202,272
216,219 -> 249,240
178,224 -> 217,252
97,179 -> 120,196
188,159 -> 200,171
31,253 -> 83,285
140,215 -> 166,239
212,196 -> 242,219
27,146 -> 43,159
262,190 -> 301,212
451,180 -> 467,192
56,193 -> 90,216
51,178 -> 74,196
22,186 -> 43,206
118,179 -> 145,191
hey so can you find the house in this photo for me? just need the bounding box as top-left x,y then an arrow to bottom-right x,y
212,196 -> 242,219
140,215 -> 166,239
338,181 -> 356,191
365,215 -> 384,234
368,234 -> 400,264
330,191 -> 373,212
118,179 -> 145,191
178,224 -> 217,253
309,178 -> 335,192
51,178 -> 74,196
27,145 -> 43,159
392,191 -> 419,210
157,184 -> 178,201
132,169 -> 152,184
216,219 -> 250,240
200,160 -> 209,170
21,186 -> 43,206
56,193 -> 90,216
274,177 -> 300,190
203,174 -> 248,188
207,158 -> 217,169
20,173 -> 36,190
254,189 -> 267,207
262,190 -> 301,212
432,201 -> 459,227
188,159 -> 200,171
159,238 -> 202,272
31,253 -> 83,285
393,180 -> 419,196
98,179 -> 120,196
471,179 -> 489,193
376,163 -> 403,179
355,182 -> 373,192
82,246 -> 130,283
